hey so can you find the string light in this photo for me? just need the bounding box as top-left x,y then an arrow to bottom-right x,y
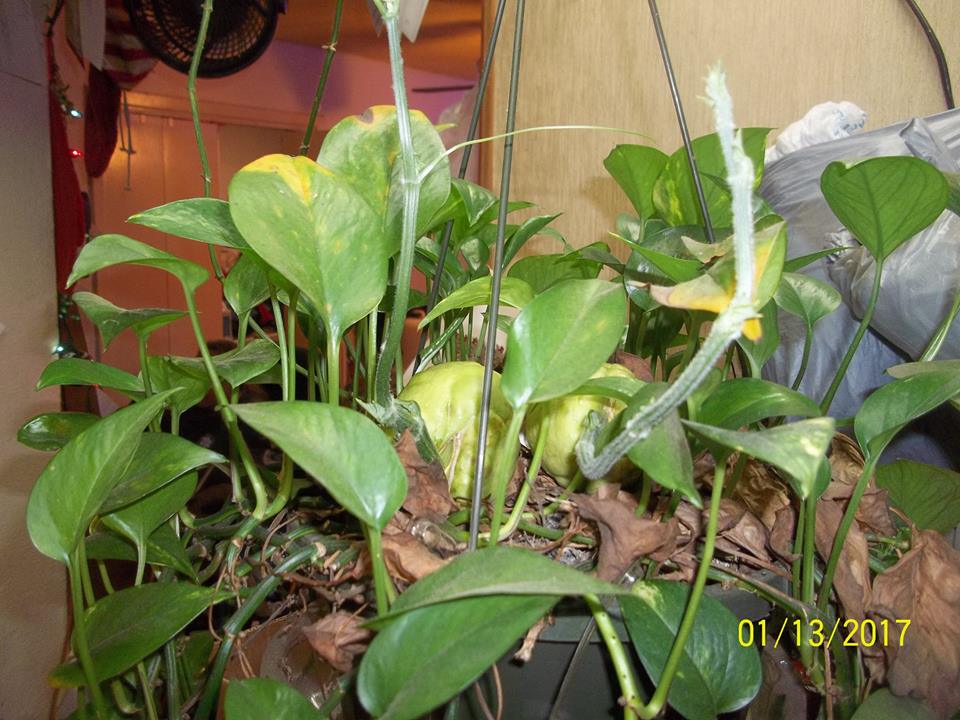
69,148 -> 83,159
67,107 -> 83,119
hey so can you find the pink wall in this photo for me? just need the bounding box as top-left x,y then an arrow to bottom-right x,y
136,40 -> 472,128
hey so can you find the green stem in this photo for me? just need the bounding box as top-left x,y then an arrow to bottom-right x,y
630,462 -> 727,719
374,10 -> 421,404
271,289 -> 289,401
541,470 -> 584,517
307,322 -> 318,402
799,496 -> 817,671
921,282 -> 960,360
634,473 -> 652,516
365,526 -> 393,616
78,540 -> 96,608
195,544 -> 321,720
820,261 -> 883,414
138,334 -> 153,399
365,312 -> 377,402
677,313 -> 702,376
792,324 -> 813,390
137,662 -> 159,720
515,520 -> 595,546
69,553 -> 108,719
183,290 -> 269,517
479,414 -> 549,543
818,455 -> 879,611
185,0 -> 222,280
486,409 -> 527,545
791,505 -> 805,600
286,291 -> 299,400
298,0 -> 344,155
586,594 -> 642,720
327,328 -> 341,406
722,453 -> 749,498
163,641 -> 180,720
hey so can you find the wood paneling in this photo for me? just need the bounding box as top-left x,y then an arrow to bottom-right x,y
482,0 -> 959,259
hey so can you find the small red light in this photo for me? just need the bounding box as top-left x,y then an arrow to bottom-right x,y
69,148 -> 83,159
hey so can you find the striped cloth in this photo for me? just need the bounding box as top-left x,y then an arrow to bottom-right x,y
102,0 -> 157,89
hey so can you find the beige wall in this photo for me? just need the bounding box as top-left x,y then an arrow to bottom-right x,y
482,0 -> 960,258
0,1 -> 68,717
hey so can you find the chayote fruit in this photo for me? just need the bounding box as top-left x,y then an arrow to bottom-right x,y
398,361 -> 513,499
524,363 -> 636,484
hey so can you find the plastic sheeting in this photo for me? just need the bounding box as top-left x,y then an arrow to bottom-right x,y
760,108 -> 960,466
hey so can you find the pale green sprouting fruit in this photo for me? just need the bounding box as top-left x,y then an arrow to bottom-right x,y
524,363 -> 636,484
398,361 -> 513,500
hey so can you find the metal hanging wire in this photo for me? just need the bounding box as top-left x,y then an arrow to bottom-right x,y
468,0 -> 526,551
413,0 -> 511,373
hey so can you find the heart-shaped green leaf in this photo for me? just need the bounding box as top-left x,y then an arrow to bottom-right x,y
143,356 -> 211,416
86,525 -> 196,579
233,402 -> 406,530
736,300 -> 781,377
620,581 -> 762,720
631,245 -> 702,283
601,383 -> 698,505
26,392 -> 172,563
358,595 -> 556,720
49,582 -> 220,686
502,213 -> 562,268
698,378 -> 821,430
507,250 -> 602,294
128,198 -> 249,248
605,144 -> 670,219
875,460 -> 960,534
172,339 -> 280,388
501,279 -> 626,409
73,292 -> 185,348
855,369 -> 960,460
418,276 -> 533,329
774,272 -> 841,329
569,375 -> 645,404
850,689 -> 937,720
369,546 -> 628,629
683,417 -> 835,499
103,473 -> 197,577
37,358 -> 143,396
102,433 -> 224,513
223,253 -> 271,316
820,157 -> 947,262
225,678 -> 320,720
229,154 -> 386,339
18,412 -> 99,451
450,178 -> 497,227
317,105 -> 450,250
67,234 -> 208,292
653,129 -> 770,228
782,247 -> 847,272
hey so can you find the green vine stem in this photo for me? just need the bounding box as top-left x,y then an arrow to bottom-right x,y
136,663 -> 159,720
575,68 -> 758,480
163,640 -> 179,720
298,0 -> 344,156
585,594 -> 643,719
799,495 -> 818,673
792,324 -> 814,390
183,290 -> 269,517
486,408 -> 527,545
365,525 -> 393,616
194,544 -> 321,720
374,5 -> 421,405
68,550 -> 108,719
633,462 -> 727,718
479,413 -> 549,544
818,454 -> 881,611
186,0 -> 222,280
921,283 -> 960,360
327,330 -> 341,406
819,261 -> 883,414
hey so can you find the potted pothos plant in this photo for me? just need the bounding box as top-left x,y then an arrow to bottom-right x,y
21,2 -> 960,719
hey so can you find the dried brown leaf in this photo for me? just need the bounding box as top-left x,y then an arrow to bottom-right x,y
382,527 -> 448,583
714,499 -> 771,562
611,350 -> 655,383
769,505 -> 798,562
826,434 -> 895,536
302,611 -> 372,674
396,430 -> 458,518
514,617 -> 549,664
733,459 -> 792,529
815,499 -> 871,621
868,530 -> 960,720
574,484 -> 679,581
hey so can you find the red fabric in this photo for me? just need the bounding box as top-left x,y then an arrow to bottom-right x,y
47,38 -> 87,291
83,64 -> 120,178
102,0 -> 157,89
